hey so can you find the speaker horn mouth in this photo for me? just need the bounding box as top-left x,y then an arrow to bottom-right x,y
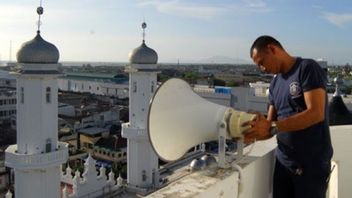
148,78 -> 227,162
147,78 -> 190,162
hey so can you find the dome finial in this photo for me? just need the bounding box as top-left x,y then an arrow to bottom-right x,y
334,75 -> 343,97
17,0 -> 60,64
128,21 -> 158,64
142,19 -> 147,44
36,0 -> 44,33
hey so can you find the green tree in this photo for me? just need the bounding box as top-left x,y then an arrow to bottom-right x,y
227,80 -> 240,87
183,72 -> 199,84
213,78 -> 226,86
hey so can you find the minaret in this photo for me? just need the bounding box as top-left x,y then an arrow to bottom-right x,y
5,2 -> 68,198
122,22 -> 159,189
329,76 -> 352,125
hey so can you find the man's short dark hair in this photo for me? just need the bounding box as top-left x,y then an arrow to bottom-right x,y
250,35 -> 283,57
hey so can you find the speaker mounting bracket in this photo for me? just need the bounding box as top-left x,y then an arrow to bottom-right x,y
218,121 -> 230,169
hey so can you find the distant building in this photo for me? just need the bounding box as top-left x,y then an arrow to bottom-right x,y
194,83 -> 269,115
249,81 -> 270,97
58,103 -> 75,117
0,87 -> 16,125
0,162 -> 10,192
214,73 -> 244,85
0,70 -> 16,125
58,72 -> 129,99
316,59 -> 328,69
93,135 -> 127,164
78,127 -> 110,151
0,70 -> 16,88
317,59 -> 328,76
194,85 -> 232,107
198,65 -> 219,74
77,127 -> 127,167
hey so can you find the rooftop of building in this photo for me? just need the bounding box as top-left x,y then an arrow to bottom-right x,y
77,127 -> 109,136
94,136 -> 127,151
0,70 -> 15,80
0,87 -> 16,96
59,72 -> 129,84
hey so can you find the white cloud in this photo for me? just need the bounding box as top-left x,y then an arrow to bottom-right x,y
137,0 -> 226,20
312,4 -> 323,10
0,5 -> 34,26
242,0 -> 268,9
322,12 -> 352,28
137,0 -> 271,19
228,0 -> 271,15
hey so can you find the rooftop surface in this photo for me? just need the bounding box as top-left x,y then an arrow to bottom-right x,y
59,72 -> 129,84
77,127 -> 109,136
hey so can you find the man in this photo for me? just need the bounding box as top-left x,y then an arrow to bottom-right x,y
244,35 -> 333,198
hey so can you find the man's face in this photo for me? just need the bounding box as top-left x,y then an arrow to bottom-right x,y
251,46 -> 278,74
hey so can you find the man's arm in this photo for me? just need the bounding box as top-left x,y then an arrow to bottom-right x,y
242,105 -> 276,143
243,88 -> 326,143
275,88 -> 326,132
267,105 -> 277,122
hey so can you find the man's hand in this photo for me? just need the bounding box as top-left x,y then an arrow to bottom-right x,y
242,113 -> 272,144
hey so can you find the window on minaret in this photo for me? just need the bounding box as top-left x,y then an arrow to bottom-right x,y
133,82 -> 137,93
151,81 -> 155,93
20,87 -> 24,104
46,138 -> 52,153
46,87 -> 51,103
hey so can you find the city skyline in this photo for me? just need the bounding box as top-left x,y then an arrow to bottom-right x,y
0,0 -> 351,65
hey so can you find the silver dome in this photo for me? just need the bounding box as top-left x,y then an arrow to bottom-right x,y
189,158 -> 206,171
128,41 -> 158,64
17,31 -> 59,64
201,155 -> 217,168
334,76 -> 343,85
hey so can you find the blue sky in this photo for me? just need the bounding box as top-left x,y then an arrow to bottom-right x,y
0,0 -> 351,64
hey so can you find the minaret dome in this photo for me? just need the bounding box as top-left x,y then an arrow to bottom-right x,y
16,31 -> 59,64
128,22 -> 158,64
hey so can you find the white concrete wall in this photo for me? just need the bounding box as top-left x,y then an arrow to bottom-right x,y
17,76 -> 58,154
15,166 -> 61,198
129,72 -> 156,128
127,138 -> 158,187
330,125 -> 352,198
196,92 -> 231,107
232,87 -> 269,114
58,79 -> 129,99
147,138 -> 276,198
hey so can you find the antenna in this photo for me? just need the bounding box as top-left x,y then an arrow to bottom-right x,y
9,40 -> 12,62
142,19 -> 147,44
36,0 -> 44,33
